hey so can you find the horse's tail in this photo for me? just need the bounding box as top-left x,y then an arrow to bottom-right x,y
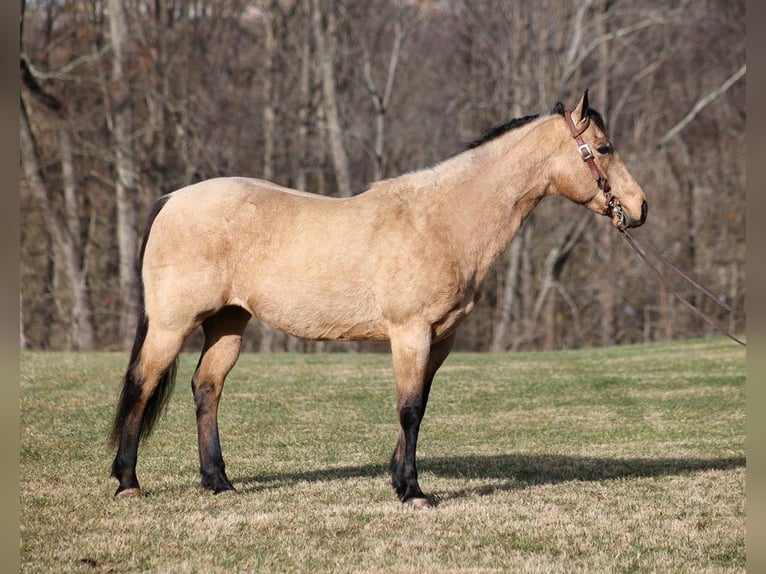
109,195 -> 177,450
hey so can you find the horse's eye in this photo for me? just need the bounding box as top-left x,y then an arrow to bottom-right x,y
597,145 -> 612,155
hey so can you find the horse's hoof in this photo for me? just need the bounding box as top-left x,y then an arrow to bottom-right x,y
404,497 -> 433,510
114,487 -> 143,498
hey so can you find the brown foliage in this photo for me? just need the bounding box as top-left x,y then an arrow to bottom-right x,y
20,0 -> 745,351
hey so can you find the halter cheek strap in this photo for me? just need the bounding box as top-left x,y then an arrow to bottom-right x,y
563,110 -> 620,221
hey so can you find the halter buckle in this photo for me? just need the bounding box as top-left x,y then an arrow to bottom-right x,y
577,143 -> 594,161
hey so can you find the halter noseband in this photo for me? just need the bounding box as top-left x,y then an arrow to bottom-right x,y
563,110 -> 624,226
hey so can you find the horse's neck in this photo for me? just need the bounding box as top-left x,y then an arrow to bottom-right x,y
424,121 -> 550,284
455,170 -> 545,286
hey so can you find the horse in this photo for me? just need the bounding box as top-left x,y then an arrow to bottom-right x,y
109,91 -> 647,508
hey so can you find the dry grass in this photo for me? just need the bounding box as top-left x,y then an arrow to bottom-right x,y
20,338 -> 745,572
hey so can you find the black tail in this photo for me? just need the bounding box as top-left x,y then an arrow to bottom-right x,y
109,195 -> 176,449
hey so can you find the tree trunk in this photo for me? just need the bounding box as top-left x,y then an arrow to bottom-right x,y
529,213 -> 589,348
108,0 -> 139,349
293,22 -> 311,194
490,238 -> 521,352
311,0 -> 352,197
20,101 -> 94,350
512,222 -> 536,351
362,18 -> 404,182
135,0 -> 170,209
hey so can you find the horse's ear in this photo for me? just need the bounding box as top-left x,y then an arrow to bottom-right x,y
573,90 -> 590,124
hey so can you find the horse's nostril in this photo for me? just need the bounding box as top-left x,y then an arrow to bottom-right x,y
640,200 -> 648,225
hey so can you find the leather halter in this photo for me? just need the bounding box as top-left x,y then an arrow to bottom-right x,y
563,110 -> 623,224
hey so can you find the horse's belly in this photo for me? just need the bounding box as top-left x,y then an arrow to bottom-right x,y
282,320 -> 389,342
259,312 -> 390,342
242,288 -> 389,342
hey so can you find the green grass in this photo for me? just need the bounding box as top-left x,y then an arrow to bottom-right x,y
20,338 -> 745,572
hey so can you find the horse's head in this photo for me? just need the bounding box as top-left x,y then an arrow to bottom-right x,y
549,91 -> 647,229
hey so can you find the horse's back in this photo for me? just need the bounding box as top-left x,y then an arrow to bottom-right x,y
142,178 -> 391,339
164,177 -> 342,214
153,177 -> 360,243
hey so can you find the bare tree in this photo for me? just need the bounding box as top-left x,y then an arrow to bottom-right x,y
106,0 -> 139,349
20,100 -> 95,350
18,0 -> 745,351
657,64 -> 746,147
359,4 -> 408,182
311,0 -> 353,197
20,2 -> 95,350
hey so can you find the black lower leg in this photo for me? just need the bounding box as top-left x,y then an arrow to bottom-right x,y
111,426 -> 141,495
198,426 -> 234,493
193,381 -> 234,494
388,433 -> 405,495
390,400 -> 426,502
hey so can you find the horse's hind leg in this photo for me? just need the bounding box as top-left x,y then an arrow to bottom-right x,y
192,306 -> 251,494
111,328 -> 186,497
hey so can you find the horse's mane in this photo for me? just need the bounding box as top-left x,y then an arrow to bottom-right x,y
466,102 -> 606,150
373,100 -> 608,193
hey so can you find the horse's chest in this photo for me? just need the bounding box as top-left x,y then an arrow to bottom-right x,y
429,290 -> 478,339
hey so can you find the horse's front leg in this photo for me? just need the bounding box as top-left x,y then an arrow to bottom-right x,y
192,307 -> 250,494
389,329 -> 456,508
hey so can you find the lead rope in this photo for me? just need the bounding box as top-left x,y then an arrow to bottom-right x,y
619,228 -> 745,347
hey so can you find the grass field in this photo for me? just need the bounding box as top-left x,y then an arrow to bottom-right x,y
20,337 -> 745,572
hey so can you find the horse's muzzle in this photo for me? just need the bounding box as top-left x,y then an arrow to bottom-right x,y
627,200 -> 648,228
614,199 -> 647,229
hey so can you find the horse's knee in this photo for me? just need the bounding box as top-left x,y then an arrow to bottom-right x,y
191,377 -> 221,410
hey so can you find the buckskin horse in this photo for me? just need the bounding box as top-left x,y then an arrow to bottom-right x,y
109,91 -> 647,508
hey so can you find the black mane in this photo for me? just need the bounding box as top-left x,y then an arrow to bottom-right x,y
466,101 -> 606,150
466,114 -> 541,149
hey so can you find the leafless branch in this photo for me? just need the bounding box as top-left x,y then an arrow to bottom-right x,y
564,0 -> 595,74
21,46 -> 109,82
658,64 -> 746,146
561,5 -> 686,89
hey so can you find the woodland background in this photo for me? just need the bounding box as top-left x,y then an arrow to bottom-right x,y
19,0 -> 746,352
